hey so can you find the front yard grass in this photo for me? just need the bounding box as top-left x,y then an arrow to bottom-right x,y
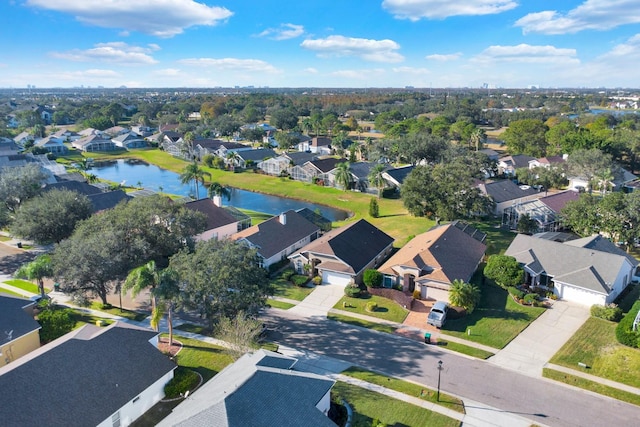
334,294 -> 409,323
332,381 -> 460,427
550,317 -> 640,388
0,288 -> 27,298
327,313 -> 398,334
441,279 -> 545,349
267,298 -> 296,310
436,340 -> 495,359
4,278 -> 50,294
164,334 -> 234,382
543,368 -> 640,406
89,302 -> 149,322
270,276 -> 315,301
342,366 -> 465,413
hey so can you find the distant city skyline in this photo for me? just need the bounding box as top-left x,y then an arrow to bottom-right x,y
2,1 -> 640,89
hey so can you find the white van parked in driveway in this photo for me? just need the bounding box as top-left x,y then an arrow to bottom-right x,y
427,301 -> 449,328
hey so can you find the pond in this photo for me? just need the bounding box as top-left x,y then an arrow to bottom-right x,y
90,159 -> 349,222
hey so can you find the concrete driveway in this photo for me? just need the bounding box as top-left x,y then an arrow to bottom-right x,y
488,300 -> 590,376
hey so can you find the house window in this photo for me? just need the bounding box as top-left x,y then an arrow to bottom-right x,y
112,411 -> 121,427
383,276 -> 394,288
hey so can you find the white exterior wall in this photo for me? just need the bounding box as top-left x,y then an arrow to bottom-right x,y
315,390 -> 332,416
556,282 -> 606,306
195,223 -> 238,242
607,261 -> 636,303
262,235 -> 314,268
97,369 -> 174,427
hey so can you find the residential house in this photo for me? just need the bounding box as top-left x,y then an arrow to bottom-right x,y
50,129 -> 81,143
158,349 -> 336,427
498,154 -> 536,176
257,155 -> 292,176
0,140 -> 23,156
13,131 -> 33,147
183,197 -> 240,241
34,136 -> 68,154
623,179 -> 640,193
308,137 -> 332,155
502,190 -> 581,232
233,148 -> 277,169
568,167 -> 637,193
528,155 -> 567,170
72,134 -> 117,152
284,151 -> 317,166
378,221 -> 487,301
103,126 -> 130,138
477,179 -> 542,216
505,234 -> 640,306
300,158 -> 346,186
381,165 -> 415,190
87,190 -> 131,213
44,180 -> 103,196
289,219 -> 394,285
194,139 -> 250,161
112,132 -> 148,149
233,210 -> 320,268
131,125 -> 154,137
478,148 -> 500,161
295,208 -> 332,232
0,295 -> 40,367
344,161 -> 385,193
0,322 -> 176,427
291,133 -> 314,152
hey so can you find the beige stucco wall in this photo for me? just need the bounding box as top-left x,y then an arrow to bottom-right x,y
0,330 -> 40,367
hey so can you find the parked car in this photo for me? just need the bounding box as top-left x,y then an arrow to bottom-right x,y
427,301 -> 449,328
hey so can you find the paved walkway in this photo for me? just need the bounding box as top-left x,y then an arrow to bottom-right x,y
287,281 -> 346,318
489,300 -> 590,376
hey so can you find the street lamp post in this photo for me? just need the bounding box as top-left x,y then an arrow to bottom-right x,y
436,360 -> 443,401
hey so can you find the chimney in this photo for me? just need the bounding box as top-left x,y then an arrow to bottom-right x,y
213,195 -> 222,207
279,212 -> 287,225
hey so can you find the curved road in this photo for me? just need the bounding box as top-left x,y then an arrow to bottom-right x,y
263,310 -> 640,427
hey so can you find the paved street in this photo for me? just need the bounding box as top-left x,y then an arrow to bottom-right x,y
262,309 -> 640,427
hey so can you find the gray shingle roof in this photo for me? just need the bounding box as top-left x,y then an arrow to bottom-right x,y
238,148 -> 277,162
383,165 -> 414,186
44,181 -> 102,196
87,190 -> 131,213
478,180 -> 539,203
0,322 -> 176,427
505,234 -> 637,294
233,210 -> 320,260
158,349 -> 335,427
0,295 -> 40,347
184,198 -> 238,230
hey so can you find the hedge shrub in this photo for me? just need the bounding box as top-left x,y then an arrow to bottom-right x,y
37,308 -> 76,343
281,268 -> 295,281
363,269 -> 383,288
291,275 -> 309,287
365,301 -> 378,312
524,293 -> 538,304
344,283 -> 361,298
164,367 -> 200,399
615,300 -> 640,348
591,304 -> 623,322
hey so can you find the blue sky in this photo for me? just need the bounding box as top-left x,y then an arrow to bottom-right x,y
2,0 -> 640,89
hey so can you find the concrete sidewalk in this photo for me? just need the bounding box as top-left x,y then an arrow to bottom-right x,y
278,345 -> 538,427
489,300 -> 590,376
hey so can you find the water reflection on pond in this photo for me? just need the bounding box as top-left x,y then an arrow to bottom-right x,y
90,159 -> 349,222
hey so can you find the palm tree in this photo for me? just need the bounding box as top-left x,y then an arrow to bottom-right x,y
180,160 -> 211,200
470,128 -> 487,151
448,279 -> 481,313
368,163 -> 387,198
15,254 -> 52,297
597,168 -> 614,195
225,151 -> 242,170
334,161 -> 352,191
208,182 -> 232,201
151,268 -> 181,347
123,261 -> 162,327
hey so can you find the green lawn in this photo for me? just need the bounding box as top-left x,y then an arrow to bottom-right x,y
3,279 -> 50,294
332,381 -> 460,427
441,278 -> 545,349
0,235 -> 11,242
436,340 -> 495,359
543,368 -> 640,407
342,366 -> 465,413
166,334 -> 234,382
70,309 -> 114,329
334,294 -> 409,323
270,277 -> 315,301
550,317 -> 640,388
237,208 -> 273,225
470,220 -> 517,256
0,288 -> 27,298
89,302 -> 149,322
327,313 -> 398,334
267,298 -> 296,310
175,323 -> 211,336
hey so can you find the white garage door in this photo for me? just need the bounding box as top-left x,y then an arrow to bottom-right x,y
560,284 -> 606,306
422,286 -> 450,302
322,270 -> 352,286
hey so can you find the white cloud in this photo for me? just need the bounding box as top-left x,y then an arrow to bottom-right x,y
515,0 -> 640,35
153,68 -> 182,76
304,67 -> 319,74
382,0 -> 517,20
50,42 -> 159,65
301,35 -> 404,63
258,23 -> 304,40
472,44 -> 579,64
330,68 -> 386,80
178,58 -> 280,73
392,66 -> 430,75
425,52 -> 462,61
26,0 -> 233,37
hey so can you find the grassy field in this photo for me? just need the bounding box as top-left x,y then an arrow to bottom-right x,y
470,221 -> 517,256
267,298 -> 296,310
327,312 -> 398,334
342,366 -> 465,413
3,278 -> 50,294
543,368 -> 640,406
442,280 -> 545,349
270,276 -> 316,301
436,340 -> 495,359
334,294 -> 409,323
550,317 -> 640,388
332,381 -> 460,427
89,302 -> 149,322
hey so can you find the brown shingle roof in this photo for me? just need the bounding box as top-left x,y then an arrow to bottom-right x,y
184,198 -> 238,230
